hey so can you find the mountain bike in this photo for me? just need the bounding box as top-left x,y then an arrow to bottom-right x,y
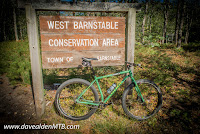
55,57 -> 162,121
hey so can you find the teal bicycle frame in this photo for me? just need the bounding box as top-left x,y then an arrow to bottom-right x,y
75,69 -> 144,106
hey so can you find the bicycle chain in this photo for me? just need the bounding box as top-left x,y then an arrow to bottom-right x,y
73,95 -> 113,110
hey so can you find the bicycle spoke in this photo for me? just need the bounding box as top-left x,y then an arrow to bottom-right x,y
56,80 -> 98,118
122,79 -> 162,120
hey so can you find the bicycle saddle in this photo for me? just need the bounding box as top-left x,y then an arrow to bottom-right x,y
82,57 -> 98,62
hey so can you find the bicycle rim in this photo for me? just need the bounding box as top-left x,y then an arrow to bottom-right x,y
122,79 -> 162,120
55,79 -> 98,120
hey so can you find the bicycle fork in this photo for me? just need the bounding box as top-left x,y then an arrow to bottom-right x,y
129,70 -> 145,103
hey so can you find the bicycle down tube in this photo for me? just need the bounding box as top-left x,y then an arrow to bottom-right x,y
75,69 -> 144,106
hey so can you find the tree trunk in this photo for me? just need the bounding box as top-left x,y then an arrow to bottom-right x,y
13,8 -> 19,41
142,1 -> 148,43
177,1 -> 186,48
3,20 -> 6,41
147,14 -> 150,30
185,10 -> 193,44
185,10 -> 189,44
149,15 -> 152,33
162,0 -> 169,44
19,25 -> 23,40
175,0 -> 181,46
1,0 -> 6,41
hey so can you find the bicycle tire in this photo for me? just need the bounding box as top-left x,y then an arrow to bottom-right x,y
55,78 -> 99,121
122,79 -> 162,120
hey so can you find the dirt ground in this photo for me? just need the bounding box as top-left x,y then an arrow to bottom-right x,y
0,75 -> 38,133
0,75 -> 78,134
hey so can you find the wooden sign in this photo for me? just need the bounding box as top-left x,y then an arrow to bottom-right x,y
40,16 -> 125,68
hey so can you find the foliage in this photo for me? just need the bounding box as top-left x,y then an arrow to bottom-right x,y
134,45 -> 179,86
0,0 -> 200,133
0,40 -> 31,84
0,39 -> 199,133
142,34 -> 163,46
1,0 -> 200,45
41,42 -> 199,133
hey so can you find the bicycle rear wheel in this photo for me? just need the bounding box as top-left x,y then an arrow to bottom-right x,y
122,79 -> 162,120
55,78 -> 99,121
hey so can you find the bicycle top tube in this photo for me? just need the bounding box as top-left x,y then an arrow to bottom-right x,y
76,69 -> 134,105
95,70 -> 130,80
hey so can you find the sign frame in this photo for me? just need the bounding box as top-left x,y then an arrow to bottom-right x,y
18,0 -> 139,118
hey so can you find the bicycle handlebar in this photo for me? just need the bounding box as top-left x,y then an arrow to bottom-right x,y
80,58 -> 143,69
125,61 -> 143,69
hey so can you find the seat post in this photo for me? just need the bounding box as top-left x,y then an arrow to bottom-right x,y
89,62 -> 96,76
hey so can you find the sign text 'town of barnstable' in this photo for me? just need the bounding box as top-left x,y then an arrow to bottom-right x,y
40,16 -> 125,68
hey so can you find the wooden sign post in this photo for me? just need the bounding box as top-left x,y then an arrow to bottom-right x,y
18,0 -> 140,118
25,5 -> 45,117
126,8 -> 137,87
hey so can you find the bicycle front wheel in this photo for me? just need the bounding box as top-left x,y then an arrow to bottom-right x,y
122,79 -> 162,120
55,78 -> 99,121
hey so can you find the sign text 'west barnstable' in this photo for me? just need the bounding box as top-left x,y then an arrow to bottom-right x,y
40,16 -> 125,68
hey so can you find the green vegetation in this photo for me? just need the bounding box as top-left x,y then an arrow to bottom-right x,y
1,0 -> 200,133
0,40 -> 199,133
0,40 -> 31,85
42,43 -> 199,133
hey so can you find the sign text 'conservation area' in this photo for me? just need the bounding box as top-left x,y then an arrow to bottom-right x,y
40,16 -> 125,68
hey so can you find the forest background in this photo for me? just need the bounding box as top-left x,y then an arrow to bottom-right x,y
0,0 -> 199,133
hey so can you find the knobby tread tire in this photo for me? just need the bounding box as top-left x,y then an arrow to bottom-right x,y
55,78 -> 99,121
122,79 -> 162,120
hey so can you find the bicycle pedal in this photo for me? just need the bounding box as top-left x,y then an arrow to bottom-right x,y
108,102 -> 113,105
105,102 -> 113,106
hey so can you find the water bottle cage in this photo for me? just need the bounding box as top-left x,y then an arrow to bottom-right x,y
107,83 -> 116,94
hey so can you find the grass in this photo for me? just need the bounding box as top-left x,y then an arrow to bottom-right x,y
41,43 -> 199,133
0,40 -> 31,85
0,40 -> 200,133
